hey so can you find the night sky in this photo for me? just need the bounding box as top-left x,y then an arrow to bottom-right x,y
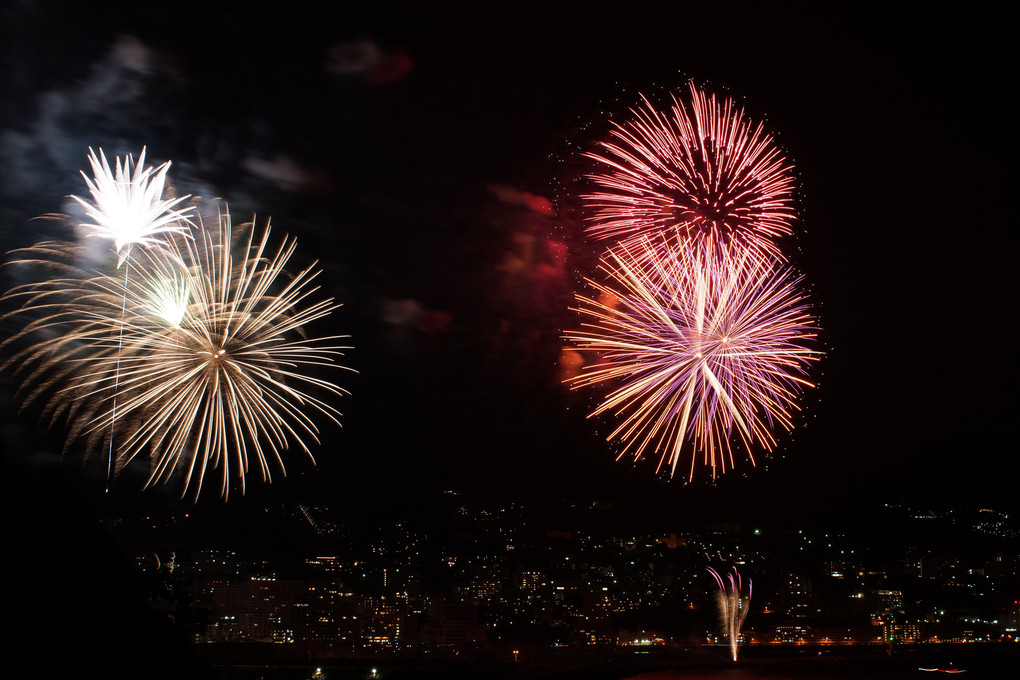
0,2 -> 1015,535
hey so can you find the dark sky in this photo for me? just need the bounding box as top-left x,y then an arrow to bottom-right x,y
0,1 -> 1015,531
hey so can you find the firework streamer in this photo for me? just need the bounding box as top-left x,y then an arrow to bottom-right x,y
564,235 -> 819,479
3,205 -> 352,500
708,567 -> 751,661
71,148 -> 194,490
584,82 -> 795,257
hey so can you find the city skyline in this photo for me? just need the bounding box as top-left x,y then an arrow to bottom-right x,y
74,493 -> 1020,652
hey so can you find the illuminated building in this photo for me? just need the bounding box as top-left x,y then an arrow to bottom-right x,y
424,597 -> 487,646
872,589 -> 904,614
578,586 -> 613,645
771,625 -> 809,643
518,570 -> 547,593
882,622 -> 920,644
780,574 -> 813,618
364,594 -> 408,648
301,579 -> 363,646
1006,600 -> 1020,633
208,577 -> 304,642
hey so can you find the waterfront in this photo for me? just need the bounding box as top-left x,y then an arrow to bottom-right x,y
209,645 -> 1017,679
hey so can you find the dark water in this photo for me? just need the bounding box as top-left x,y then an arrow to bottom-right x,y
624,645 -> 1013,680
214,646 -> 1016,680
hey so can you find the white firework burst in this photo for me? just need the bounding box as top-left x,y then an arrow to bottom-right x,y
3,206 -> 352,500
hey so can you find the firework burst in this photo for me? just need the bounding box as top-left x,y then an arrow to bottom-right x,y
72,147 -> 194,263
3,207 -> 351,500
564,236 -> 819,479
69,147 -> 197,490
584,82 -> 795,256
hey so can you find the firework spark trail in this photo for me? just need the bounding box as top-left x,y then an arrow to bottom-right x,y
3,206 -> 351,500
708,567 -> 751,661
583,82 -> 795,257
564,236 -> 819,479
70,148 -> 195,490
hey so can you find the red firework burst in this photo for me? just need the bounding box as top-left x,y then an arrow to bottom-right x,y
564,236 -> 819,479
583,82 -> 796,256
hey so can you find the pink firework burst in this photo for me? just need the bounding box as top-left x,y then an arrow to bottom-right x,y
564,237 -> 819,479
583,82 -> 796,256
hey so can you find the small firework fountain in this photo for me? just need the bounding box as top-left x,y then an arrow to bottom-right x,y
708,567 -> 751,661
